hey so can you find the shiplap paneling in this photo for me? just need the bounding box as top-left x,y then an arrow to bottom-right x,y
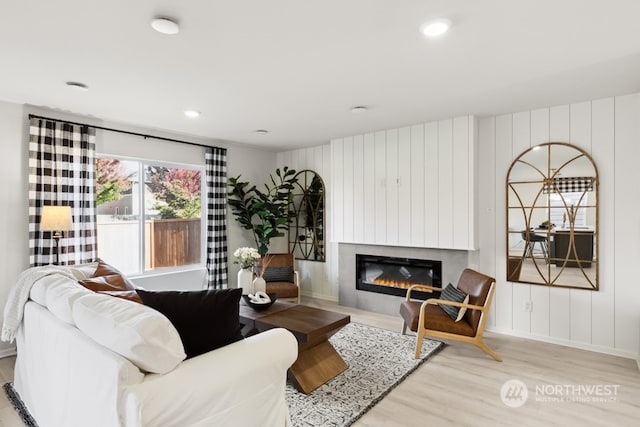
332,139 -> 344,242
478,117 -> 497,328
548,104 -> 572,341
352,135 -> 365,243
452,116 -> 469,249
374,131 -> 387,244
342,137 -> 354,242
385,129 -> 399,245
424,122 -> 439,247
614,94 -> 640,354
569,101 -> 593,345
398,126 -> 412,246
437,119 -> 454,248
278,144 -> 335,300
529,108 -> 551,337
482,93 -> 640,358
511,111 -> 532,334
363,133 -> 375,245
494,114 -> 514,331
590,97 -> 615,349
410,125 -> 425,247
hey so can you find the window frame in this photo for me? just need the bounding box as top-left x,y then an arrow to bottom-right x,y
95,153 -> 207,276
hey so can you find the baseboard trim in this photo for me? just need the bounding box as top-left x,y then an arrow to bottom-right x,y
300,290 -> 339,303
486,326 -> 638,360
0,347 -> 16,358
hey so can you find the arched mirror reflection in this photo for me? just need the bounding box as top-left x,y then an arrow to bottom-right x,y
288,170 -> 325,262
506,142 -> 598,290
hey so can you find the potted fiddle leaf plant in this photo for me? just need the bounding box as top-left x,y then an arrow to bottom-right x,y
228,167 -> 298,256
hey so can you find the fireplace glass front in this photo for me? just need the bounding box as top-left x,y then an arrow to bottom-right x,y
356,254 -> 442,300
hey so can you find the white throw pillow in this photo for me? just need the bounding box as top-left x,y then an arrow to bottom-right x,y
45,278 -> 93,324
73,293 -> 186,374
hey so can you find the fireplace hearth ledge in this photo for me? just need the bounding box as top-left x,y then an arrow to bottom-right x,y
338,243 -> 473,317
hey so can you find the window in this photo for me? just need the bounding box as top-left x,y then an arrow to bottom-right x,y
95,156 -> 204,275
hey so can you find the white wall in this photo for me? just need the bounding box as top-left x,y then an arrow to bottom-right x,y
479,93 -> 640,359
0,101 -> 28,357
277,146 -> 336,301
0,101 -> 276,355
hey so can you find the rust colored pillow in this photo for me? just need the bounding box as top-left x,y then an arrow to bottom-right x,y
98,290 -> 142,304
80,274 -> 136,292
91,260 -> 135,291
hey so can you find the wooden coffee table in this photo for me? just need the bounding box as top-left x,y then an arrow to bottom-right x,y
239,301 -> 350,394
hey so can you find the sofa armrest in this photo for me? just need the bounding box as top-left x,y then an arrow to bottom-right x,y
122,328 -> 298,427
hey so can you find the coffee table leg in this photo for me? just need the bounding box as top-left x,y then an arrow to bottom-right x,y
288,340 -> 348,394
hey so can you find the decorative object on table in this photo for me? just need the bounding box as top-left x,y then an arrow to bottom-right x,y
234,247 -> 260,295
285,322 -> 444,427
242,292 -> 277,311
252,253 -> 274,294
228,167 -> 298,256
40,205 -> 73,265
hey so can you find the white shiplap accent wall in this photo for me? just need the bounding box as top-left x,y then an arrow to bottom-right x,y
277,145 -> 337,301
331,115 -> 477,251
480,93 -> 640,358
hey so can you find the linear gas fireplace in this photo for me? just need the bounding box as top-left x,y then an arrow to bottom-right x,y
356,254 -> 442,300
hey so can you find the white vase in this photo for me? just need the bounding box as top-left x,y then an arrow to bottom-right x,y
252,276 -> 266,294
238,268 -> 254,295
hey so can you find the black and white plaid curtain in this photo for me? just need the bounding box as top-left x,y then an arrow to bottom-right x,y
28,118 -> 98,266
205,147 -> 228,289
544,177 -> 595,193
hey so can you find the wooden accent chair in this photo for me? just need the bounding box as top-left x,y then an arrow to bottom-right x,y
399,268 -> 501,361
261,253 -> 300,303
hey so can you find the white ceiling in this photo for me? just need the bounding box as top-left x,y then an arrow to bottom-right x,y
1,0 -> 639,151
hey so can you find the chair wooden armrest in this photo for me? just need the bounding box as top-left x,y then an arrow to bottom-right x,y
405,284 -> 443,301
293,271 -> 300,303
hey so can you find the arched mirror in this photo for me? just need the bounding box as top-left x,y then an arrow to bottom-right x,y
506,142 -> 598,290
288,170 -> 325,262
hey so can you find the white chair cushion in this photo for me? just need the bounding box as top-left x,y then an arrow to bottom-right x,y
73,293 -> 186,374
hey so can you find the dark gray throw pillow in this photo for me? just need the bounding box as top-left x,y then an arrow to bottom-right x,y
439,283 -> 469,322
262,266 -> 294,283
137,288 -> 244,359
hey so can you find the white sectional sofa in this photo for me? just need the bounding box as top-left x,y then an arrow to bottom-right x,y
8,265 -> 298,427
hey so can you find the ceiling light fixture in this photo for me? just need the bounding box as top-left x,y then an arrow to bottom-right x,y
420,18 -> 451,38
255,129 -> 269,134
350,106 -> 368,113
184,110 -> 200,118
65,81 -> 89,91
151,17 -> 180,35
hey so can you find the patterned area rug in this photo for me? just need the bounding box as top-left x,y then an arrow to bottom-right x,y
3,383 -> 38,427
286,322 -> 444,427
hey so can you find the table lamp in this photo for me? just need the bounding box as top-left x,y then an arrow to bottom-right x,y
40,205 -> 72,265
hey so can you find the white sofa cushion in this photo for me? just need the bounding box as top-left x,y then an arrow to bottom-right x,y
45,279 -> 93,324
73,293 -> 186,374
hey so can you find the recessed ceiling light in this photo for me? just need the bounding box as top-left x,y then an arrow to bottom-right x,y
65,81 -> 89,91
420,19 -> 451,38
351,106 -> 368,113
255,129 -> 269,134
184,110 -> 200,118
151,17 -> 180,35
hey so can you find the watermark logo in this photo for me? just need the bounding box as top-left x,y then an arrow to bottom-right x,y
501,379 -> 529,408
535,384 -> 620,403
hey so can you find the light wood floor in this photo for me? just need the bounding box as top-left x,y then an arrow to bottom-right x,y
0,298 -> 638,427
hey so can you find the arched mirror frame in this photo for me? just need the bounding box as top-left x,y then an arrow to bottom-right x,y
506,142 -> 599,290
288,169 -> 325,262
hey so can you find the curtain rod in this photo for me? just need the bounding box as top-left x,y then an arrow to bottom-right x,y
28,114 -> 216,150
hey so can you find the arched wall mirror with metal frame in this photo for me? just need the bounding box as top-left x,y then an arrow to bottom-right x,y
288,170 -> 325,262
506,142 -> 599,290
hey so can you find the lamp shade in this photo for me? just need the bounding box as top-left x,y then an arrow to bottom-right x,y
40,206 -> 72,231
